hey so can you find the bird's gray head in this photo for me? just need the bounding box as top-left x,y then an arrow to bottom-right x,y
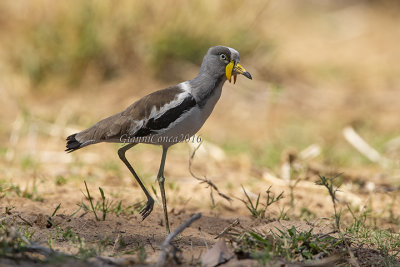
199,46 -> 252,83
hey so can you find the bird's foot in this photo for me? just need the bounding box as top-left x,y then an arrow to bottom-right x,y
139,198 -> 154,220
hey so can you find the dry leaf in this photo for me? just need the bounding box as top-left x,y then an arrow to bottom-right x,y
201,239 -> 234,267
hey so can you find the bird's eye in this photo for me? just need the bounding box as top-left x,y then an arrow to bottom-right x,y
219,54 -> 227,61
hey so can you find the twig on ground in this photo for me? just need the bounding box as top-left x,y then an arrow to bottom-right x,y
214,219 -> 240,239
344,240 -> 360,267
24,244 -> 61,257
17,214 -> 33,227
147,238 -> 156,252
189,142 -> 231,205
199,227 -> 209,250
112,234 -> 121,254
157,213 -> 202,267
302,255 -> 341,267
343,126 -> 390,167
90,256 -> 136,266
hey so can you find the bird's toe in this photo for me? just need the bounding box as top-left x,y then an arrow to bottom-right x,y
139,199 -> 154,220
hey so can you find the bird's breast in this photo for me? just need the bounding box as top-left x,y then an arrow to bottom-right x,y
198,82 -> 223,122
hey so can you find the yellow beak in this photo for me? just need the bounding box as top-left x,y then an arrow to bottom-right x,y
226,61 -> 252,84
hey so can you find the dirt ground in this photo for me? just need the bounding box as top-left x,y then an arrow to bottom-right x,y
1,114 -> 399,267
0,193 -> 338,266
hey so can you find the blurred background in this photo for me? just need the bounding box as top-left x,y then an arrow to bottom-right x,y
0,0 -> 399,218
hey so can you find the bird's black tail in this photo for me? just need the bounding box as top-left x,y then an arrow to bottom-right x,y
65,133 -> 83,153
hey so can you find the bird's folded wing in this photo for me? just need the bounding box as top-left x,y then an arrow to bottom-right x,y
122,86 -> 197,138
75,85 -> 197,144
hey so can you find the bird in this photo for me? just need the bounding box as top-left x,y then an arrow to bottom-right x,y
65,46 -> 252,233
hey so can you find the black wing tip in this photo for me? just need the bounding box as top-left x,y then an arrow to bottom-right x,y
65,133 -> 82,153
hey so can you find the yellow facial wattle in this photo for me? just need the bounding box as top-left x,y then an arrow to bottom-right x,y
226,61 -> 234,82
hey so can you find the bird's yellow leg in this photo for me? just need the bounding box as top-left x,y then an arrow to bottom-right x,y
157,146 -> 170,234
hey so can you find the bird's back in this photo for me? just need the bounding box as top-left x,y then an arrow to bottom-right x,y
66,84 -> 197,152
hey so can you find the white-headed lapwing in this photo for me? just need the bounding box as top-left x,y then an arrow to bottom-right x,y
66,46 -> 252,233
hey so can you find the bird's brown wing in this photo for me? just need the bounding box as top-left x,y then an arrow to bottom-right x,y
66,85 -> 195,152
